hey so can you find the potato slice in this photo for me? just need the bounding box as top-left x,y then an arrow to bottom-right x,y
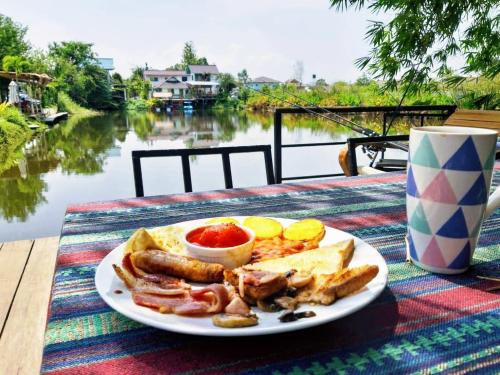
243,217 -> 283,239
283,218 -> 325,241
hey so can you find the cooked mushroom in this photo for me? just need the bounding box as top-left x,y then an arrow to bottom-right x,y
274,296 -> 299,311
278,310 -> 316,323
257,298 -> 282,312
212,313 -> 259,328
287,272 -> 313,289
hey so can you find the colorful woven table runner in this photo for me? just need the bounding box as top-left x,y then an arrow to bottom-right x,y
42,166 -> 500,374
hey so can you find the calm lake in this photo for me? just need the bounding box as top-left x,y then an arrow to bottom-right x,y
0,111 -> 404,241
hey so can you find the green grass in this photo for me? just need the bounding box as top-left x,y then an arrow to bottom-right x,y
57,92 -> 99,115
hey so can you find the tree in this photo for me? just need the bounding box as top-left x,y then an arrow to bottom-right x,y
2,55 -> 31,74
182,41 -> 198,66
180,41 -> 209,69
112,72 -> 123,85
48,41 -> 96,67
166,41 -> 210,70
315,78 -> 328,89
237,69 -> 249,84
329,0 -> 500,92
0,14 -> 30,63
48,41 -> 113,109
355,74 -> 372,86
217,73 -> 237,100
292,60 -> 304,83
27,49 -> 50,74
126,66 -> 151,99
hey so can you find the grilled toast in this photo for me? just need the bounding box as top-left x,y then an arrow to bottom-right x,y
245,239 -> 354,276
297,265 -> 379,305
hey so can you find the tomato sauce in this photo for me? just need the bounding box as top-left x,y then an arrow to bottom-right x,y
187,223 -> 249,248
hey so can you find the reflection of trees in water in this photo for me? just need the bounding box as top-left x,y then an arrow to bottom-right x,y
46,114 -> 119,174
127,111 -> 155,141
0,175 -> 47,221
0,113 -> 127,221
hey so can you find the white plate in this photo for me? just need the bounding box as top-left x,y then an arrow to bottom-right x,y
95,217 -> 388,336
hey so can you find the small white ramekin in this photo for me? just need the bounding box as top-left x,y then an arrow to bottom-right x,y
183,224 -> 255,269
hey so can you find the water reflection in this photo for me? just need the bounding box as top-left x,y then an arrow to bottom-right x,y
0,110 -> 407,240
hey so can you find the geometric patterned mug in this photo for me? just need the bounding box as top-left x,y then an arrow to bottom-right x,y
407,126 -> 500,274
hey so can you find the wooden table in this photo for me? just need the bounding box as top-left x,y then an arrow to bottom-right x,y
0,237 -> 59,375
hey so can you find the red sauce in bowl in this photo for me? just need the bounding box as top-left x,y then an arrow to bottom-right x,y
187,223 -> 250,248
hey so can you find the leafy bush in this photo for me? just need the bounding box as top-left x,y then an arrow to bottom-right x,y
126,98 -> 150,111
0,117 -> 27,144
0,103 -> 29,127
0,115 -> 31,174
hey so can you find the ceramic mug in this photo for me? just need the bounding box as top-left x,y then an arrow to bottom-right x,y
406,126 -> 500,274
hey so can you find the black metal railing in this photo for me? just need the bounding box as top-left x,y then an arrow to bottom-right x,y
273,105 -> 456,183
132,145 -> 275,196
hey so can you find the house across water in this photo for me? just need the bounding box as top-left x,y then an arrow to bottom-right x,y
144,65 -> 220,110
246,76 -> 281,91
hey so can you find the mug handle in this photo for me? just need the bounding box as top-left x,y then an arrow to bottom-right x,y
484,186 -> 500,219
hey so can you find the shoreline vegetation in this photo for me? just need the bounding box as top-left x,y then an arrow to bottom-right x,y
0,103 -> 46,174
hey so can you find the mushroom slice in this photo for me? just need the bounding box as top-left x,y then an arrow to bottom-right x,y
287,272 -> 313,289
278,310 -> 316,323
212,314 -> 258,328
274,296 -> 299,311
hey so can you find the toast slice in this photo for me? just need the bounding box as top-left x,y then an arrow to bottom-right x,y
245,239 -> 354,276
297,264 -> 379,305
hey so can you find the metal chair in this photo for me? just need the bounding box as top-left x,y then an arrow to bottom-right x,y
132,145 -> 275,197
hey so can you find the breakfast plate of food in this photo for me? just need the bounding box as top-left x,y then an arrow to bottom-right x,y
95,216 -> 388,336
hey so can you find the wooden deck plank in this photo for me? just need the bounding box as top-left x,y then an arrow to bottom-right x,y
451,109 -> 500,118
444,109 -> 500,131
0,239 -> 33,333
0,236 -> 59,375
444,118 -> 500,131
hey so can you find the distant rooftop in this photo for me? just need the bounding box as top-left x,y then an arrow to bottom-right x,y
187,65 -> 219,74
157,81 -> 189,89
251,76 -> 280,84
144,69 -> 187,77
96,58 -> 114,71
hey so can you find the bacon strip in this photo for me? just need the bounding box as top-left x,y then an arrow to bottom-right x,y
114,264 -> 230,316
132,283 -> 230,316
132,293 -> 192,313
224,295 -> 251,315
191,284 -> 230,313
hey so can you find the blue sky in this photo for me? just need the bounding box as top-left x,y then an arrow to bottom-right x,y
3,0 -> 383,83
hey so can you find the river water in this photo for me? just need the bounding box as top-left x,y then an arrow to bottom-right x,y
0,111 -> 405,241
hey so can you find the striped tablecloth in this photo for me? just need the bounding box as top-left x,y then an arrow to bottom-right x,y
42,167 -> 500,374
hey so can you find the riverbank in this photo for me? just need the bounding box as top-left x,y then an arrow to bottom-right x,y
57,92 -> 101,116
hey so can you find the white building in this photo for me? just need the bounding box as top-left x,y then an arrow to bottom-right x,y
144,65 -> 219,99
